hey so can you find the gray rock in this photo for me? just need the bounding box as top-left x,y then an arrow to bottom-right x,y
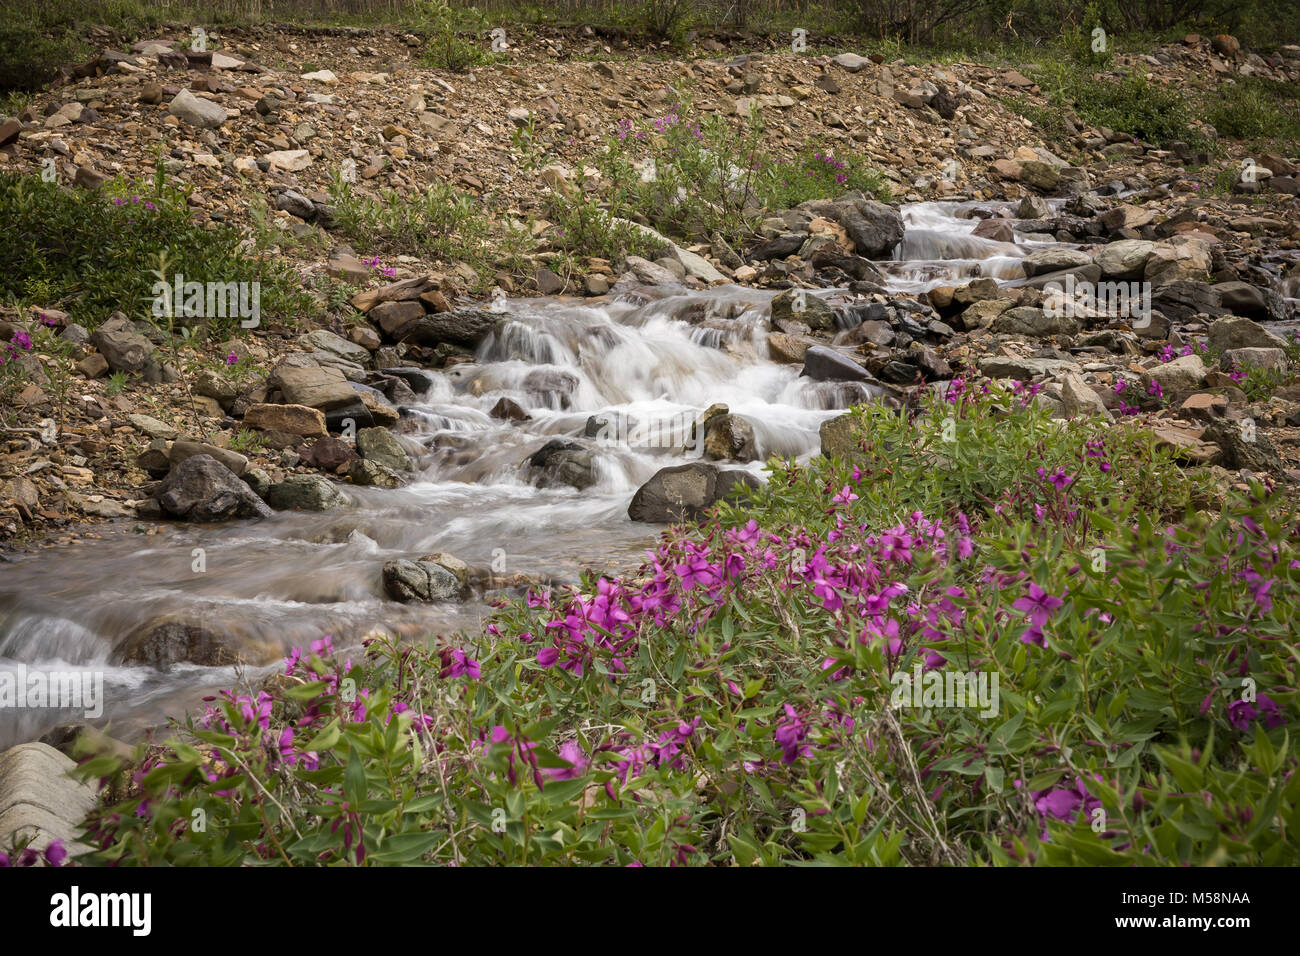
1095,239 -> 1156,280
770,288 -> 836,331
168,88 -> 228,128
269,361 -> 358,410
265,474 -> 347,511
0,743 -> 99,858
1021,249 -> 1093,278
155,454 -> 272,521
1213,281 -> 1287,322
356,426 -> 413,471
627,463 -> 759,522
1145,354 -> 1207,394
1207,315 -> 1289,351
798,197 -> 904,259
298,329 -> 372,366
527,438 -> 597,490
348,457 -> 402,488
978,356 -> 1081,381
992,306 -> 1080,337
89,312 -> 159,377
1060,374 -> 1112,419
704,414 -> 758,462
382,559 -> 462,602
801,345 -> 874,383
276,189 -> 316,220
1222,347 -> 1289,373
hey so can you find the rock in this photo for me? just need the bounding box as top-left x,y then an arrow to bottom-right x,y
269,362 -> 358,410
490,397 -> 529,421
1095,240 -> 1156,280
1060,374 -> 1112,419
703,414 -> 758,462
1017,160 -> 1060,191
265,475 -> 347,511
978,356 -> 1080,381
1207,315 -> 1289,351
1151,279 -> 1224,323
113,618 -> 240,669
356,427 -> 413,471
798,198 -> 904,259
127,413 -> 177,440
527,438 -> 596,490
1222,347 -> 1289,374
75,353 -> 109,379
1021,249 -> 1093,277
393,308 -> 498,348
243,403 -> 328,438
154,454 -> 272,521
961,298 -> 1015,329
297,436 -> 358,471
195,369 -> 238,406
770,289 -> 836,331
1203,419 -> 1282,474
1145,354 -> 1207,394
382,559 -> 461,602
627,463 -> 758,522
0,743 -> 98,858
832,53 -> 873,72
265,149 -> 312,172
276,189 -> 315,219
992,306 -> 1079,337
1213,281 -> 1284,322
801,345 -> 874,383
767,332 -> 814,363
89,313 -> 158,377
167,88 -> 227,128
1144,237 -> 1215,286
819,412 -> 864,458
368,300 -> 425,336
972,218 -> 1016,242
168,440 -> 249,477
349,457 -> 402,488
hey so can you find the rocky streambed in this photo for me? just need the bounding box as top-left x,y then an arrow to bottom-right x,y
2,197 -> 1299,749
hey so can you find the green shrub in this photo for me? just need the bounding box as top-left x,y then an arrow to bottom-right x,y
414,0 -> 494,73
0,169 -> 311,335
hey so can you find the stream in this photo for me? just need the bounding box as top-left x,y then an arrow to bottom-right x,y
2,198 -> 1296,747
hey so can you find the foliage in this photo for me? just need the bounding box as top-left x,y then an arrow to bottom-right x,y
71,386 -> 1298,866
0,170 -> 312,335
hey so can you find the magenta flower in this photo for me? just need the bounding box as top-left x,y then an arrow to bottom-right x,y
225,351 -> 239,366
438,647 -> 481,680
832,485 -> 858,505
1013,582 -> 1064,628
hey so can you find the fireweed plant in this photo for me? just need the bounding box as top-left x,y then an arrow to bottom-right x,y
69,386 -> 1296,866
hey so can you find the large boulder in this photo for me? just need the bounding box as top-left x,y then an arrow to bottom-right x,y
527,438 -> 597,490
802,345 -> 874,383
382,559 -> 462,602
298,329 -> 373,366
797,197 -> 904,259
113,618 -> 241,669
269,361 -> 358,410
89,312 -> 159,378
154,454 -> 272,521
356,426 -> 413,471
243,403 -> 328,439
770,289 -> 836,331
1207,315 -> 1289,351
264,475 -> 347,511
991,306 -> 1080,337
167,440 -> 249,477
627,463 -> 759,522
390,308 -> 498,348
1021,249 -> 1093,278
1095,239 -> 1156,280
1212,282 -> 1287,322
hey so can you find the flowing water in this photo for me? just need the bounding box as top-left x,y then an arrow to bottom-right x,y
1,198 -> 1291,747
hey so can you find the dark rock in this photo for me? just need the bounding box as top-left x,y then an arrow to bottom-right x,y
154,454 -> 272,521
527,438 -> 597,490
